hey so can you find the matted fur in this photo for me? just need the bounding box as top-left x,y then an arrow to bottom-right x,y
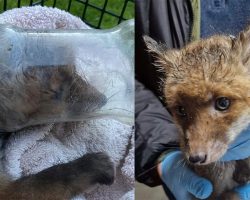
144,26 -> 250,199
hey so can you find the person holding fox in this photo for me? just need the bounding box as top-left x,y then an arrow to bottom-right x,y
135,0 -> 250,199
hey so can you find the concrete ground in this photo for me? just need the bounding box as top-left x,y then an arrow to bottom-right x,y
135,182 -> 169,200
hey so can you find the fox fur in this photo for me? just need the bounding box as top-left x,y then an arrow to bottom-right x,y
0,152 -> 115,200
144,26 -> 250,199
0,64 -> 114,199
0,64 -> 107,132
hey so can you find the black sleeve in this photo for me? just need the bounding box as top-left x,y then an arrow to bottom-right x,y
135,0 -> 193,98
135,80 -> 179,187
135,0 -> 193,187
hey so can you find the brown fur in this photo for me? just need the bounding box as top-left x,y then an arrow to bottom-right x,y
144,26 -> 250,199
0,152 -> 115,200
0,64 -> 107,131
0,64 -> 112,199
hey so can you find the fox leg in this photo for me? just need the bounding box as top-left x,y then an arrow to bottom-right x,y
0,152 -> 115,200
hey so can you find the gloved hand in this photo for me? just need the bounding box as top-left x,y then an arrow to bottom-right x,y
160,151 -> 213,200
220,126 -> 250,200
235,183 -> 250,200
160,151 -> 250,200
221,125 -> 250,161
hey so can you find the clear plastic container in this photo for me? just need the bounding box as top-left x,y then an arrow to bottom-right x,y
0,19 -> 134,132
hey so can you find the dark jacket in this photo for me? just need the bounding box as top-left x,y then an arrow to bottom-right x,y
135,0 -> 193,99
135,0 -> 193,189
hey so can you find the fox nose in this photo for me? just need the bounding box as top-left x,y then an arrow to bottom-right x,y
189,154 -> 207,164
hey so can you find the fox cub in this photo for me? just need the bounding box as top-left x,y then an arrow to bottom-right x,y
144,26 -> 250,199
0,64 -> 114,199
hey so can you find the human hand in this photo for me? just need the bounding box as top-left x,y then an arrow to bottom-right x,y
221,126 -> 250,162
234,183 -> 250,200
159,151 -> 213,200
219,126 -> 250,200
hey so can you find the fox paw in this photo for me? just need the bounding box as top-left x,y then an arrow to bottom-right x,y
91,152 -> 115,185
76,152 -> 115,186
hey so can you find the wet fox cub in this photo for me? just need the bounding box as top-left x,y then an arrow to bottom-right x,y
144,26 -> 250,199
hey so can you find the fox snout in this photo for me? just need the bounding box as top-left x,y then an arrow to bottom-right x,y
184,143 -> 226,165
188,153 -> 207,164
178,103 -> 250,165
184,136 -> 228,165
181,119 -> 232,165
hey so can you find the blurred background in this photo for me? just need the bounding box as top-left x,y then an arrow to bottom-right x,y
136,182 -> 169,200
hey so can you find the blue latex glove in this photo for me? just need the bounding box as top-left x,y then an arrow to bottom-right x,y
221,126 -> 250,161
220,126 -> 250,200
160,151 -> 213,200
235,184 -> 250,200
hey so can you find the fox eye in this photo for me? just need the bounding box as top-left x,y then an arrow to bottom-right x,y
215,97 -> 230,111
176,106 -> 187,117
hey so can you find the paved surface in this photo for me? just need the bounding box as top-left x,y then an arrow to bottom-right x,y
135,182 -> 169,200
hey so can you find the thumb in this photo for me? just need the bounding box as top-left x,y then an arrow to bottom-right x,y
181,166 -> 213,199
235,184 -> 250,200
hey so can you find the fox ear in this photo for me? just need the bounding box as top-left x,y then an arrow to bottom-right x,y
143,35 -> 167,56
232,27 -> 250,68
143,35 -> 179,73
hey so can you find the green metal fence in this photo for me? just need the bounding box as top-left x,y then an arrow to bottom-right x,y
1,0 -> 134,29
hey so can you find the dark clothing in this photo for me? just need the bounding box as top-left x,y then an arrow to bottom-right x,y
135,80 -> 179,186
135,0 -> 193,188
135,0 -> 193,199
201,0 -> 250,38
135,0 -> 193,98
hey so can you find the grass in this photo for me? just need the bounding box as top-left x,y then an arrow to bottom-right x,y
0,0 -> 134,29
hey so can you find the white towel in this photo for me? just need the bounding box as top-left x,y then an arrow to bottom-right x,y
0,6 -> 134,200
